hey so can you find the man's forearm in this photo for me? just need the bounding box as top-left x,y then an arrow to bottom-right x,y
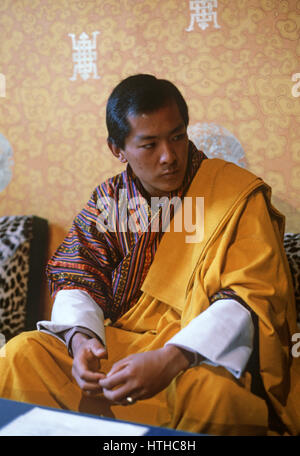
37,289 -> 107,349
166,299 -> 254,378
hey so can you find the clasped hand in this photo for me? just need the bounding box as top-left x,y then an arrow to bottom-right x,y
100,347 -> 188,404
72,335 -> 191,404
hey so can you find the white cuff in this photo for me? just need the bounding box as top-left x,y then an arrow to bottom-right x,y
165,299 -> 254,378
37,289 -> 106,347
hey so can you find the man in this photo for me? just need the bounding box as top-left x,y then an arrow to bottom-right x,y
1,74 -> 300,435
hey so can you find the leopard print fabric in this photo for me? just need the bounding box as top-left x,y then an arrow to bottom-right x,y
0,216 -> 32,341
284,233 -> 300,325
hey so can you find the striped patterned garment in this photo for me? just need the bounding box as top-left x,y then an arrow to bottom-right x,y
47,142 -> 243,322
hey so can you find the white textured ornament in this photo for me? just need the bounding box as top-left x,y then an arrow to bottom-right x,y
188,122 -> 247,168
69,31 -> 101,81
0,133 -> 13,192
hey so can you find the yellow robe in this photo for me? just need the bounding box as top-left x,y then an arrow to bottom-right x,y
1,159 -> 299,435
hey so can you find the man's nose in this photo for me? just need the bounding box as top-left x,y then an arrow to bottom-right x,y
159,141 -> 176,165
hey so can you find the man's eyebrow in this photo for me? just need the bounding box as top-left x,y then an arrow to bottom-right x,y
170,123 -> 186,134
135,123 -> 185,141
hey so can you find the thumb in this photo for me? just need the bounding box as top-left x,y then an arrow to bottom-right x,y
89,339 -> 108,359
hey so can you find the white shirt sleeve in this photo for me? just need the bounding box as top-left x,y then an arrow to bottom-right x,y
165,299 -> 254,379
37,291 -> 253,378
37,289 -> 106,347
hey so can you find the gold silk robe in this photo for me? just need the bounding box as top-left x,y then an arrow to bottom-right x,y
1,158 -> 299,435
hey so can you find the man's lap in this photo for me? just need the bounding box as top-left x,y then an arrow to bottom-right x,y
0,330 -> 269,434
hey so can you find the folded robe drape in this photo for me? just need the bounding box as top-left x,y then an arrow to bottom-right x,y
141,158 -> 300,435
1,158 -> 299,435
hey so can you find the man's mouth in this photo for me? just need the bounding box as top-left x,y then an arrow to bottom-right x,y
161,169 -> 180,177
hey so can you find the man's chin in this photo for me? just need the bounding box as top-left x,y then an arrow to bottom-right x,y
152,180 -> 184,197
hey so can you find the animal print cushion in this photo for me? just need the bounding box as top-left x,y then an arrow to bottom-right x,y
0,216 -> 33,342
284,233 -> 300,324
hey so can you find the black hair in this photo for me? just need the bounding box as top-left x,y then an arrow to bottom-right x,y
106,74 -> 189,149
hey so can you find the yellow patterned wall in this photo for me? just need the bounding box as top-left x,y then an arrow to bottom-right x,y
0,0 -> 300,318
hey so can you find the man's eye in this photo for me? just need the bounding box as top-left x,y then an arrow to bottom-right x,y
140,143 -> 155,149
172,133 -> 185,141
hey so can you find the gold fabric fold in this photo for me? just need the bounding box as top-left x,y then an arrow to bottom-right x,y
141,158 -> 300,435
142,158 -> 265,313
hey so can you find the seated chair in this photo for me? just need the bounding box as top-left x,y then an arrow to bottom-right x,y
0,215 -> 48,343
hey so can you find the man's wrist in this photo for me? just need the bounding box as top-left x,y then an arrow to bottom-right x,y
162,344 -> 196,373
71,332 -> 90,357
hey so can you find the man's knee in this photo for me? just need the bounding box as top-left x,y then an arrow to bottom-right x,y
2,331 -> 38,362
166,364 -> 268,434
173,363 -> 242,410
3,330 -> 65,365
0,331 -> 47,394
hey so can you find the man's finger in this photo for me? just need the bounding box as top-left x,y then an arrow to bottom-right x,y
99,368 -> 129,390
106,357 -> 131,376
102,384 -> 132,403
84,338 -> 106,355
80,380 -> 104,394
73,358 -> 105,378
88,342 -> 108,359
73,357 -> 104,380
81,370 -> 106,382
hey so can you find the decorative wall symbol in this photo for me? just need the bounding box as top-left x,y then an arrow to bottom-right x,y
186,0 -> 220,31
188,123 -> 247,168
0,133 -> 13,192
69,31 -> 101,81
0,73 -> 5,98
292,73 -> 300,97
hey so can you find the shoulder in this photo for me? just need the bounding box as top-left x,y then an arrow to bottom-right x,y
202,158 -> 260,182
73,171 -> 127,228
93,170 -> 127,201
79,170 -> 128,216
197,158 -> 265,197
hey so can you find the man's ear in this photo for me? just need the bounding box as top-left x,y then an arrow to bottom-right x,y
107,141 -> 127,163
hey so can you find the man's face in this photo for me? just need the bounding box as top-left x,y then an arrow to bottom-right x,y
111,100 -> 189,197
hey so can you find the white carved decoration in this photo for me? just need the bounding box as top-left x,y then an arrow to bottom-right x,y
0,133 -> 13,192
69,31 -> 101,81
0,73 -> 5,98
186,0 -> 221,31
188,123 -> 247,168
